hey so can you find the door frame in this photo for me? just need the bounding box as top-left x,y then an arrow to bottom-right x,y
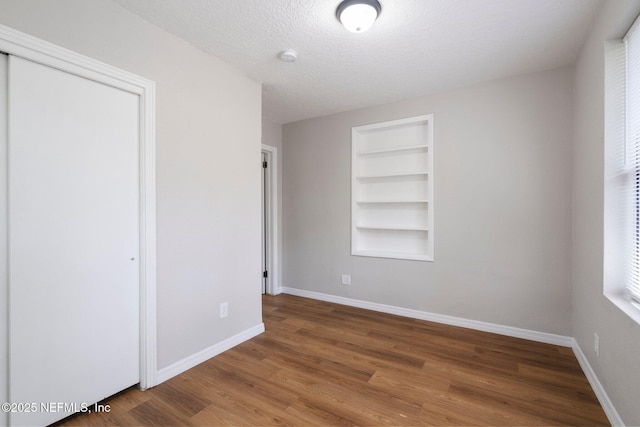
261,144 -> 279,295
0,24 -> 157,391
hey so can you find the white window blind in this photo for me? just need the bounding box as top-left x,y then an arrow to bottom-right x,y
625,16 -> 640,303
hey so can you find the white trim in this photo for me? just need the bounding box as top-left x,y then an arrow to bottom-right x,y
0,25 -> 158,389
0,26 -> 146,94
139,75 -> 157,390
281,287 -> 624,426
261,144 -> 280,295
351,114 -> 435,262
354,114 -> 432,132
571,340 -> 625,426
281,287 -> 574,347
0,54 -> 8,427
156,323 -> 265,385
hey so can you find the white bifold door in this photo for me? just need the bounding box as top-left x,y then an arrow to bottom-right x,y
6,55 -> 140,426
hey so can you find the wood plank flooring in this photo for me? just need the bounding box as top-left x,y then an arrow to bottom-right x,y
60,294 -> 609,426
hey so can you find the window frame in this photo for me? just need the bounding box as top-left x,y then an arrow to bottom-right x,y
603,14 -> 640,325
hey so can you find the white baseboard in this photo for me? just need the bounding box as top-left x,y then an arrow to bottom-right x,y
281,287 -> 573,347
571,340 -> 624,426
269,285 -> 283,296
155,323 -> 265,385
281,287 -> 625,425
153,290 -> 622,426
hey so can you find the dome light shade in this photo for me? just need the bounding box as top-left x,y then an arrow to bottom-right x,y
336,0 -> 381,33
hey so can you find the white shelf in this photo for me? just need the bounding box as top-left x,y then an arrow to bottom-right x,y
351,114 -> 434,262
352,250 -> 432,262
356,171 -> 428,179
358,144 -> 428,155
356,225 -> 428,231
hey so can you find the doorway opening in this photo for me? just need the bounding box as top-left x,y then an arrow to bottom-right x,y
261,144 -> 279,295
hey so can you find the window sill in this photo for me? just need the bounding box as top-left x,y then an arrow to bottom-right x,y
604,290 -> 640,326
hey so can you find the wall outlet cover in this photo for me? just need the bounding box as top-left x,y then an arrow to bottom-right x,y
220,302 -> 228,318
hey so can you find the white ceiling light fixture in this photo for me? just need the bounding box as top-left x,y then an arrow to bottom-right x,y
336,0 -> 381,33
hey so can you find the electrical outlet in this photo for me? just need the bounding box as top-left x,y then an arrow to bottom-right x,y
341,274 -> 351,285
594,333 -> 599,357
220,302 -> 228,319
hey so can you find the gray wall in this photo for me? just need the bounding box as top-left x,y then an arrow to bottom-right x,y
0,0 -> 263,373
283,67 -> 574,335
573,1 -> 640,425
263,121 -> 283,151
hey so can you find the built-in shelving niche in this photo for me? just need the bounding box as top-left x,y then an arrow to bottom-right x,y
351,114 -> 434,261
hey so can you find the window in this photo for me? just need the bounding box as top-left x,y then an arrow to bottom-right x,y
625,16 -> 640,304
605,13 -> 640,319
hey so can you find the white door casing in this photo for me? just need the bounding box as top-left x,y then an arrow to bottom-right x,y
261,152 -> 267,294
0,53 -> 8,427
0,25 -> 156,426
261,144 -> 279,295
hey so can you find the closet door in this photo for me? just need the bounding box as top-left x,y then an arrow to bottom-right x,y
0,53 -> 8,427
8,56 -> 140,426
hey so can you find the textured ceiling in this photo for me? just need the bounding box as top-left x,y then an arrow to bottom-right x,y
112,0 -> 601,124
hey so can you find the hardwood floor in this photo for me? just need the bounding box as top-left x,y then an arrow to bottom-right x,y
61,294 -> 609,426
